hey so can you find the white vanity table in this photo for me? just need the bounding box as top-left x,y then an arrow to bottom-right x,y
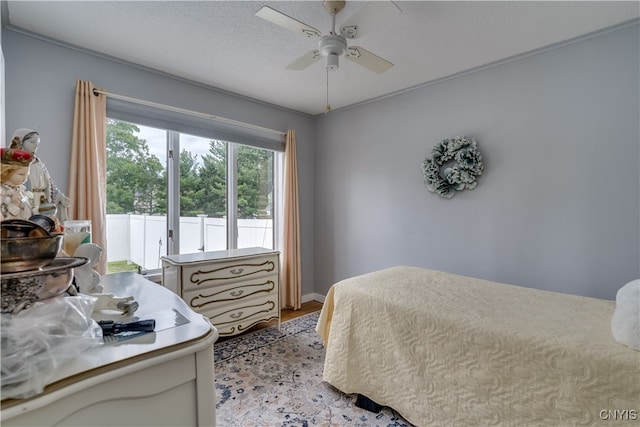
1,272 -> 218,427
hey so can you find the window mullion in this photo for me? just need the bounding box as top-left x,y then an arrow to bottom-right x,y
167,130 -> 180,255
227,143 -> 238,249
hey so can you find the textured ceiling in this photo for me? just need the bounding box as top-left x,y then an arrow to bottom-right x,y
5,1 -> 639,115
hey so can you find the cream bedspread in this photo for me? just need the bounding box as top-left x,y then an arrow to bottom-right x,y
316,266 -> 640,426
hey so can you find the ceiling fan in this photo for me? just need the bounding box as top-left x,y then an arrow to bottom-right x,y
256,0 -> 401,74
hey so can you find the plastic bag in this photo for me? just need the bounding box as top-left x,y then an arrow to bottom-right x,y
1,295 -> 103,399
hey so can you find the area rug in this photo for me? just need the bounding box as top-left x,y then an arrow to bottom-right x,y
214,311 -> 413,426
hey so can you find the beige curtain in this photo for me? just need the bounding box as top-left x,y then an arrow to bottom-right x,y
69,80 -> 108,274
281,129 -> 302,310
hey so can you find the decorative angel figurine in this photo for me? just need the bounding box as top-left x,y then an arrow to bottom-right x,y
73,243 -> 105,294
10,129 -> 71,223
71,243 -> 139,315
0,148 -> 34,221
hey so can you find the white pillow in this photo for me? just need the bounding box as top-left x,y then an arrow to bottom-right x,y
611,279 -> 640,351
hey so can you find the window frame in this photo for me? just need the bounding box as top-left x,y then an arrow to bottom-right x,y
105,99 -> 285,271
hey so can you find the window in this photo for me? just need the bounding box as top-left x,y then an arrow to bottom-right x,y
105,119 -> 282,274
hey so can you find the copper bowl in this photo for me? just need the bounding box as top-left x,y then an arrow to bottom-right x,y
1,257 -> 89,314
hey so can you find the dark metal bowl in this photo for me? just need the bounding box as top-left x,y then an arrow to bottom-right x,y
1,257 -> 89,314
1,234 -> 64,273
1,219 -> 49,238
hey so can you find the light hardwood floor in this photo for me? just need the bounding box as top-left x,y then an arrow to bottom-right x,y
282,300 -> 324,322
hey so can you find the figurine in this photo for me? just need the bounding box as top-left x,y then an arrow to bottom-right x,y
0,148 -> 34,221
10,129 -> 71,223
70,243 -> 139,316
33,194 -> 64,233
73,243 -> 104,294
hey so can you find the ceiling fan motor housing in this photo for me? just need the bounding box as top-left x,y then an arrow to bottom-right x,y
319,34 -> 347,70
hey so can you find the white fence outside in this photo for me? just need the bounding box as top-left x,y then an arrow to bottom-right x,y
106,214 -> 273,270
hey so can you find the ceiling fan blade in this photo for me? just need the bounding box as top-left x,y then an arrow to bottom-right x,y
340,0 -> 401,39
286,50 -> 321,71
256,6 -> 321,38
345,47 -> 393,74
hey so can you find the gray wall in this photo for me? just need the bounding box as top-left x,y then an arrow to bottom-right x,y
314,23 -> 639,300
3,30 -> 316,297
4,24 -> 639,301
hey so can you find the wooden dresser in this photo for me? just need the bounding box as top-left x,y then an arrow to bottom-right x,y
161,247 -> 280,337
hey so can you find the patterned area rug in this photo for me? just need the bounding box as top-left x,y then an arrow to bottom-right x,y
214,311 -> 413,426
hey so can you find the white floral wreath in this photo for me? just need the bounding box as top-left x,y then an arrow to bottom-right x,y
422,136 -> 484,199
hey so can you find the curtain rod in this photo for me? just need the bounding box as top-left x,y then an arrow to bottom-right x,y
92,89 -> 286,137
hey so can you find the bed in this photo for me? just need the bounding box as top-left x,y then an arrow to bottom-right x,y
316,266 -> 640,426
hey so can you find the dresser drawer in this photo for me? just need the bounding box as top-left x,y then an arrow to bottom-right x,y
181,255 -> 278,290
161,248 -> 281,338
183,274 -> 278,310
201,295 -> 279,336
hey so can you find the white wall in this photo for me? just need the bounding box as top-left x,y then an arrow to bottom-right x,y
314,23 -> 640,300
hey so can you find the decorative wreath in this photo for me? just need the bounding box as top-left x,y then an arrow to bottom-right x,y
421,136 -> 484,199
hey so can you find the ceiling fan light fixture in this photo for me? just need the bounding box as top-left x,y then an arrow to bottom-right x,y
319,34 -> 346,71
326,53 -> 340,70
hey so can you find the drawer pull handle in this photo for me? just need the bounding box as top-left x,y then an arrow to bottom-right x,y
230,311 -> 243,319
230,268 -> 244,275
230,290 -> 244,297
